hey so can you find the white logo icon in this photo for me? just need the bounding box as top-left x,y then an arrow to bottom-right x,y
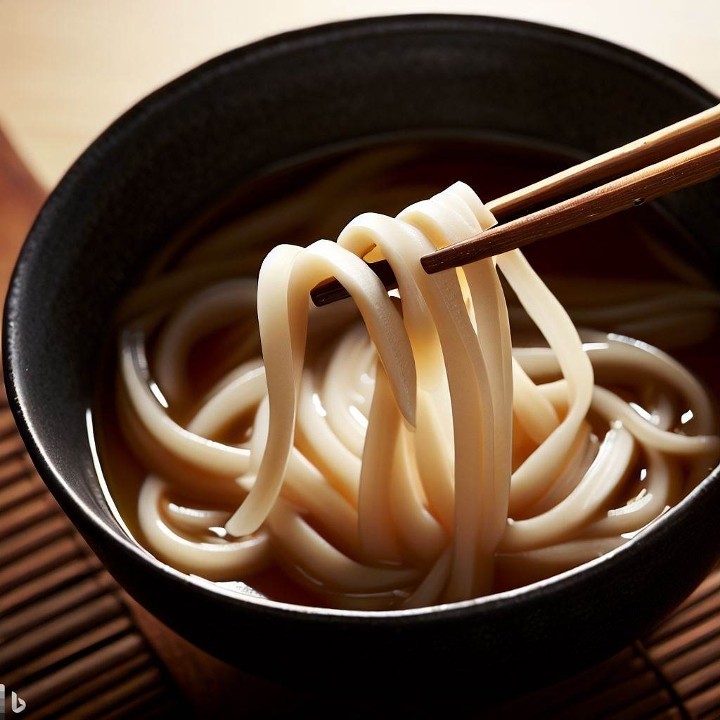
0,684 -> 26,715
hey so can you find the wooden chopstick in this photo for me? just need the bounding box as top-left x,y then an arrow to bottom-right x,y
483,102 -> 720,220
423,135 -> 720,273
311,103 -> 720,306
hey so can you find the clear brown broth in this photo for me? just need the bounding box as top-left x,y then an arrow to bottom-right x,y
95,136 -> 720,605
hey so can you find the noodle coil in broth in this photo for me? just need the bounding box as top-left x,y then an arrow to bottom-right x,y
98,139 -> 720,610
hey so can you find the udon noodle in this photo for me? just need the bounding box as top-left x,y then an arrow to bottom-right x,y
106,149 -> 720,611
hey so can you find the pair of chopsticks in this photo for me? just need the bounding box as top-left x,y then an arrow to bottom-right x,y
311,103 -> 720,307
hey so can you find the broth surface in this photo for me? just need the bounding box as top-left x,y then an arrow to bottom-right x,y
95,136 -> 720,607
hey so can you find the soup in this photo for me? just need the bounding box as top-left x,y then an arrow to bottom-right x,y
94,137 -> 720,610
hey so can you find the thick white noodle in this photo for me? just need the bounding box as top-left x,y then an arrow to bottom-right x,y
500,424 -> 635,552
153,279 -> 258,405
138,476 -> 271,578
341,191 -> 504,598
498,251 -> 595,515
121,329 -> 252,476
118,180 -> 719,609
225,239 -> 417,537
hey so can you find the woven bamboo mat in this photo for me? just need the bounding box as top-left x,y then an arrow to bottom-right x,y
3,380 -> 720,720
0,395 -> 190,718
486,573 -> 720,719
0,126 -> 190,719
2,125 -> 720,719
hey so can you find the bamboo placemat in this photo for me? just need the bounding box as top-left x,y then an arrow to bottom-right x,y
0,127 -> 190,719
0,396 -> 190,719
4,379 -> 720,719
1,124 -> 720,719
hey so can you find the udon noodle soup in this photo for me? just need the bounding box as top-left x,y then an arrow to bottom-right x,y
96,138 -> 720,610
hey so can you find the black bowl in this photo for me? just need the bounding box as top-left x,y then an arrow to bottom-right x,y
5,15 -> 720,699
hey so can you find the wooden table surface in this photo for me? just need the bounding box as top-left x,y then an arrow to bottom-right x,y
1,0 -> 720,190
1,3 -> 720,718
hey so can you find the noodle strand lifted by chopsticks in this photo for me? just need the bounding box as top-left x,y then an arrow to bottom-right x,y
118,181 -> 720,609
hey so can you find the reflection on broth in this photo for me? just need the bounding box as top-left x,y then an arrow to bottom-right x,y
95,138 -> 720,610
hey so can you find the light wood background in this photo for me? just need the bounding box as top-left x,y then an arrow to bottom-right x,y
1,0 -> 719,190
